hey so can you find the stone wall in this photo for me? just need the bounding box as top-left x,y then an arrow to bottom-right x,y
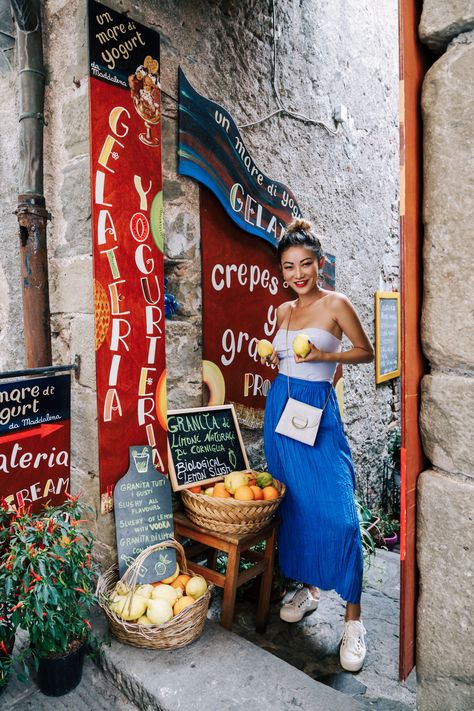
0,0 -> 399,561
418,3 -> 474,708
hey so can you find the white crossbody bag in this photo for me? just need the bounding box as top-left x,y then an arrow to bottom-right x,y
275,308 -> 332,447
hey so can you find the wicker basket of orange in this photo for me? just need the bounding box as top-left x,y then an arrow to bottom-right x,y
180,470 -> 285,534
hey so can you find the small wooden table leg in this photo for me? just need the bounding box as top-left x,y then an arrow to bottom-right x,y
256,525 -> 278,633
221,545 -> 240,630
207,548 -> 218,570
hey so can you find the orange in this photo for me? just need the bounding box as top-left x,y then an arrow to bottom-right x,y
171,574 -> 191,591
173,596 -> 195,616
234,485 -> 254,501
213,483 -> 231,498
250,485 -> 264,500
188,485 -> 202,494
262,486 -> 279,501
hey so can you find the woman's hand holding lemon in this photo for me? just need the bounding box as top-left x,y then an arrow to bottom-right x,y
292,334 -> 327,363
257,339 -> 279,367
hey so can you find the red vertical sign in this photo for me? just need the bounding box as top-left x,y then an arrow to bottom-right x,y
88,2 -> 167,512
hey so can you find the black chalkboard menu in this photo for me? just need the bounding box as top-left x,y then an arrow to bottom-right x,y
114,446 -> 176,582
375,292 -> 401,384
167,405 -> 249,491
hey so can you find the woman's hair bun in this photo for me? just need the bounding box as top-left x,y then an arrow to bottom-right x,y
277,217 -> 323,261
286,218 -> 313,234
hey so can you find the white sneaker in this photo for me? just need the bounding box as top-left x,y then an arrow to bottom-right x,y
279,587 -> 319,623
339,619 -> 367,672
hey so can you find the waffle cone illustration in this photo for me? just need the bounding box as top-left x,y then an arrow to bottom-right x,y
94,279 -> 111,350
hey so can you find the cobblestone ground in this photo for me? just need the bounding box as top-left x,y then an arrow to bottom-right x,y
2,549 -> 414,710
208,547 -> 416,710
1,644 -> 138,710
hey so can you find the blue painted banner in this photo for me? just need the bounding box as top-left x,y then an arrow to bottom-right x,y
178,69 -> 303,247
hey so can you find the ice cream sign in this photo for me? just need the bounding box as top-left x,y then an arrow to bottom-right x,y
178,70 -> 304,245
88,1 -> 167,512
0,374 -> 71,512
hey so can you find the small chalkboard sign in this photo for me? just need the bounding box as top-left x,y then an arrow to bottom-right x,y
167,405 -> 249,491
114,446 -> 177,582
375,291 -> 401,384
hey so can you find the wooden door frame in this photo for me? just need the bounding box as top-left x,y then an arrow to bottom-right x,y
398,0 -> 432,681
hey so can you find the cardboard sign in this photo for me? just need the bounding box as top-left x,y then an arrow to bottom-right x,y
114,446 -> 176,582
88,1 -> 168,513
167,405 -> 249,491
375,292 -> 401,384
0,374 -> 70,512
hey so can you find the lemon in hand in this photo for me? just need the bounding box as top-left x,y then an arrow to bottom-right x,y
257,339 -> 273,358
292,334 -> 312,359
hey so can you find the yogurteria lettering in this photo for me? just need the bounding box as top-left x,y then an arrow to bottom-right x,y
93,104 -> 165,473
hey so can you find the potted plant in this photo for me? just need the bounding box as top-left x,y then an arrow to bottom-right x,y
0,604 -> 15,696
355,496 -> 379,566
387,427 -> 401,487
373,511 -> 399,551
0,494 -> 99,696
0,499 -> 16,695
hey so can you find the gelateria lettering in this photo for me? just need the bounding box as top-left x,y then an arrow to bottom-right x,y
0,444 -> 68,474
230,183 -> 287,240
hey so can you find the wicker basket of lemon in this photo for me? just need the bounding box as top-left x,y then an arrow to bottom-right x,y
97,538 -> 213,649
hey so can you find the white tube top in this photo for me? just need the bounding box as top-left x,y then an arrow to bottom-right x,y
273,327 -> 341,382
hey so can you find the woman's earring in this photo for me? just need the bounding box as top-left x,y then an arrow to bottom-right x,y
283,281 -> 288,289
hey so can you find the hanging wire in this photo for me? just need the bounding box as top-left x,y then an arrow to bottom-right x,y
157,0 -> 338,135
238,0 -> 339,135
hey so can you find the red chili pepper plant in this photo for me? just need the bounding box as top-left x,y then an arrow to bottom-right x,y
0,494 -> 99,668
0,499 -> 15,693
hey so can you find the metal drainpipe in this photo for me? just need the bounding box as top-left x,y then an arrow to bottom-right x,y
11,0 -> 52,367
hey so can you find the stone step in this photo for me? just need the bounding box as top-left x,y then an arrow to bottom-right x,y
95,612 -> 366,711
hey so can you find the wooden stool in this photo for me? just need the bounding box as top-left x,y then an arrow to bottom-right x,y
174,511 -> 279,633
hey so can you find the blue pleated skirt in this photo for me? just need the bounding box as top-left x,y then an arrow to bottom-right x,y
264,374 -> 363,604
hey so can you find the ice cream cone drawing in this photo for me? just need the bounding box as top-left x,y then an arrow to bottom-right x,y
128,55 -> 161,147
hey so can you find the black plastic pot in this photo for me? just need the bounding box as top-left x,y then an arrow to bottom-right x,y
36,640 -> 87,697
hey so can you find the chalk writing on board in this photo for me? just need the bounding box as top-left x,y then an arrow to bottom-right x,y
375,292 -> 400,384
167,406 -> 249,490
114,446 -> 176,582
379,299 -> 399,375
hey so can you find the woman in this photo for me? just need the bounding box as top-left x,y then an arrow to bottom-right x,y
262,218 -> 374,672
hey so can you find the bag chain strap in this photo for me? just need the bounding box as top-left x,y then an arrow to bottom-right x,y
285,304 -> 333,412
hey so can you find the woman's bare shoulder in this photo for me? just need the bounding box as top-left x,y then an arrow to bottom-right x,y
276,300 -> 295,327
323,291 -> 352,310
